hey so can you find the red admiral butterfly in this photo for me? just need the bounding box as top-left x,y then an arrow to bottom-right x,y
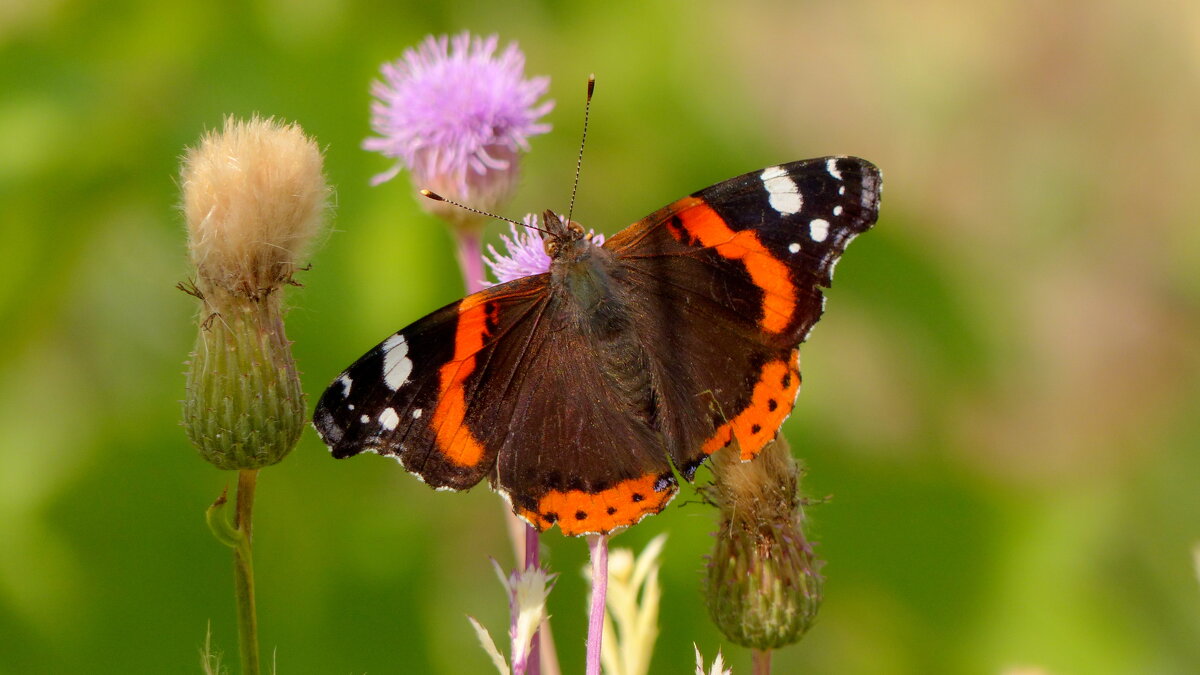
314,157 -> 881,536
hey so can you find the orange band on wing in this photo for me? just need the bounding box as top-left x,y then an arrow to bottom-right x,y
516,473 -> 677,536
673,198 -> 796,334
701,349 -> 802,460
431,296 -> 490,467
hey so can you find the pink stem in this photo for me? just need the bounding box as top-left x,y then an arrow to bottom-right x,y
752,648 -> 772,675
586,535 -> 609,675
454,229 -> 487,295
524,526 -> 542,675
452,228 -> 547,675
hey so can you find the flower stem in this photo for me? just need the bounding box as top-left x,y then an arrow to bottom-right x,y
234,469 -> 260,675
454,229 -> 487,294
752,648 -> 772,675
524,525 -> 542,675
585,535 -> 609,675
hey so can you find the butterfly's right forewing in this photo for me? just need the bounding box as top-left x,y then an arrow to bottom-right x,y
606,157 -> 882,475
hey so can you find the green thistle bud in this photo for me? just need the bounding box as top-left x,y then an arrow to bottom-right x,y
183,287 -> 306,469
704,435 -> 823,649
180,116 -> 329,470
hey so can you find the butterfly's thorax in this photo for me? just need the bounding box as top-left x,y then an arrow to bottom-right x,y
550,234 -> 658,427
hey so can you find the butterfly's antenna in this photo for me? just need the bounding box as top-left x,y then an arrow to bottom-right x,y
418,189 -> 552,235
565,74 -> 595,226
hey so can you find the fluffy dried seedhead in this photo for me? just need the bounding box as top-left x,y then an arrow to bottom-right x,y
705,434 -> 800,526
704,436 -> 824,649
182,115 -> 329,297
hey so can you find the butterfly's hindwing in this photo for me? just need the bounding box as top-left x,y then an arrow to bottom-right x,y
478,294 -> 679,536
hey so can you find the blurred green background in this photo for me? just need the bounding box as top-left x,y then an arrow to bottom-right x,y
2,0 -> 1198,673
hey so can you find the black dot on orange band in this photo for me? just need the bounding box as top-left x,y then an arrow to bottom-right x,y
782,372 -> 792,388
631,493 -> 644,502
606,506 -> 617,515
751,424 -> 762,434
546,512 -> 559,523
575,510 -> 588,520
768,398 -> 778,411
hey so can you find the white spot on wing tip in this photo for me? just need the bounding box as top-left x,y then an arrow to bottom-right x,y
760,166 -> 803,215
359,414 -> 369,424
826,157 -> 843,180
412,408 -> 423,419
382,334 -> 413,391
809,218 -> 830,242
788,242 -> 801,253
833,205 -> 844,216
338,374 -> 353,397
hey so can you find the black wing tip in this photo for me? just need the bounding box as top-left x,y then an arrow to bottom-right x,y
313,405 -> 371,460
821,155 -> 879,173
826,155 -> 883,229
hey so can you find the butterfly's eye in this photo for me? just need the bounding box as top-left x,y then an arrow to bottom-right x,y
567,221 -> 585,237
544,238 -> 559,257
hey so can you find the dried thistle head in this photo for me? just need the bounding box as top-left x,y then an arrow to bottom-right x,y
705,430 -> 799,527
180,115 -> 329,471
704,436 -> 823,650
182,115 -> 328,298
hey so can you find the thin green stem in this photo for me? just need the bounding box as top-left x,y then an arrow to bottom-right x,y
234,469 -> 260,675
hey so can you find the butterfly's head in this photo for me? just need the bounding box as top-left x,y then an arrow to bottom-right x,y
541,209 -> 595,261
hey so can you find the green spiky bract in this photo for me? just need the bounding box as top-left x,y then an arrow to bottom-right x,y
183,287 -> 304,471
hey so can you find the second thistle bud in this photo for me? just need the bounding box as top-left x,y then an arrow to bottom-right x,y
180,116 -> 329,470
704,435 -> 823,649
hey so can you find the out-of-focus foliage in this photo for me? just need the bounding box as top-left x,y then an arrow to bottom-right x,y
0,1 -> 1197,673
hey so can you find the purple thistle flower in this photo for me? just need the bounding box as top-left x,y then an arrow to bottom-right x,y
483,214 -> 605,286
364,32 -> 553,216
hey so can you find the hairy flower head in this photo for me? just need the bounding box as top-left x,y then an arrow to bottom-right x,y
469,559 -> 556,675
182,115 -> 328,297
365,32 -> 552,225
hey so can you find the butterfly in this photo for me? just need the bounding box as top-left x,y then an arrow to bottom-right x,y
313,157 -> 881,536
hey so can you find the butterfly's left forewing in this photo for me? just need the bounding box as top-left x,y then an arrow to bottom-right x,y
313,274 -> 551,491
606,156 -> 881,475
